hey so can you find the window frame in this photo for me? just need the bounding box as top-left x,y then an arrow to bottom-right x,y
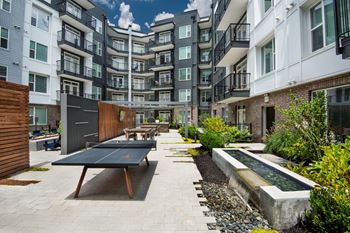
179,89 -> 191,102
179,25 -> 191,39
93,40 -> 102,56
31,5 -> 50,32
29,73 -> 48,93
179,46 -> 191,60
92,86 -> 102,100
0,65 -> 7,81
159,91 -> 171,102
92,16 -> 103,34
29,106 -> 48,125
92,63 -> 102,78
261,38 -> 275,75
29,40 -> 48,62
0,0 -> 11,12
178,67 -> 191,81
263,0 -> 273,14
0,26 -> 9,50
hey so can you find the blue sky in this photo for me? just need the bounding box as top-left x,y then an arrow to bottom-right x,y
92,0 -> 211,32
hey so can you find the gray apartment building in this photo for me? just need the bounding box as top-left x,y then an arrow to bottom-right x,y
0,0 -> 25,84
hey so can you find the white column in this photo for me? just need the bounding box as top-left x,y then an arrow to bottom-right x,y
128,25 -> 132,104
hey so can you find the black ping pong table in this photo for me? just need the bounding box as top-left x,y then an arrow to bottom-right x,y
52,140 -> 156,198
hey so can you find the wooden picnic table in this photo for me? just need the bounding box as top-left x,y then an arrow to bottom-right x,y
126,128 -> 152,133
124,128 -> 153,140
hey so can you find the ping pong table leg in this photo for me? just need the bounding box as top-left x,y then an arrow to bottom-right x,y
123,168 -> 134,198
145,156 -> 150,166
74,166 -> 88,198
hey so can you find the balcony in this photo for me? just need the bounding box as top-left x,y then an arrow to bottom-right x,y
198,79 -> 212,90
214,23 -> 250,67
149,35 -> 174,52
58,2 -> 96,32
214,73 -> 250,103
107,60 -> 129,74
214,0 -> 248,30
107,41 -> 129,56
57,30 -> 93,57
132,63 -> 153,76
199,32 -> 212,49
199,52 -> 212,69
132,46 -> 154,59
132,83 -> 155,93
149,57 -> 174,71
56,90 -> 100,102
56,60 -> 92,80
335,0 -> 350,59
106,78 -> 128,91
152,80 -> 173,90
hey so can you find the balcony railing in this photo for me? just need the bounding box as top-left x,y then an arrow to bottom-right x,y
56,90 -> 101,101
214,73 -> 250,101
214,0 -> 231,29
153,79 -> 173,89
149,57 -> 173,67
335,0 -> 350,58
108,60 -> 129,71
199,33 -> 211,43
132,64 -> 151,73
149,34 -> 174,48
199,51 -> 212,64
58,2 -> 96,29
108,41 -> 129,53
57,30 -> 93,53
106,78 -> 128,89
56,60 -> 92,78
132,83 -> 154,91
214,23 -> 250,65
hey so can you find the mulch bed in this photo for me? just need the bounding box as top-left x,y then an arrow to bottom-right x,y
0,179 -> 40,186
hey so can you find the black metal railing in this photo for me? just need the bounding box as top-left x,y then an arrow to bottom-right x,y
214,73 -> 250,101
199,32 -> 212,43
56,60 -> 92,79
58,2 -> 96,29
108,40 -> 129,53
334,0 -> 350,56
149,56 -> 174,67
132,63 -> 151,73
199,51 -> 212,64
149,33 -> 174,48
153,79 -> 173,88
56,90 -> 100,101
106,78 -> 128,89
57,30 -> 93,53
108,60 -> 129,71
214,0 -> 231,29
214,23 -> 250,65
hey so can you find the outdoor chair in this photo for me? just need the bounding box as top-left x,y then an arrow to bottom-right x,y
124,128 -> 137,141
44,135 -> 61,151
142,129 -> 156,140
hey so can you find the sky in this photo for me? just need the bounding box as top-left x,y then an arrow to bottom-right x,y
92,0 -> 212,32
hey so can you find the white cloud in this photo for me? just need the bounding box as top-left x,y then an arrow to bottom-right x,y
154,12 -> 174,22
93,0 -> 118,9
185,0 -> 212,17
144,22 -> 151,29
117,2 -> 141,31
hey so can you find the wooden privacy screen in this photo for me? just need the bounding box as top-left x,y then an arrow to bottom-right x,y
0,80 -> 29,178
98,102 -> 136,142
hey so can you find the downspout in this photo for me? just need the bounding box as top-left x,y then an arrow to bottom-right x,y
128,25 -> 132,104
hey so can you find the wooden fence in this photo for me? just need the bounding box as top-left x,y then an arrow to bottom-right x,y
0,80 -> 29,178
98,102 -> 136,142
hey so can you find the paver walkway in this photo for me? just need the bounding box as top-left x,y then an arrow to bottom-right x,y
0,130 -> 218,233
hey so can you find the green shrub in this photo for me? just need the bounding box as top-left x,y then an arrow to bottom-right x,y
199,131 -> 225,151
237,128 -> 252,142
265,131 -> 298,156
202,117 -> 228,133
306,187 -> 350,233
198,113 -> 210,126
178,124 -> 200,139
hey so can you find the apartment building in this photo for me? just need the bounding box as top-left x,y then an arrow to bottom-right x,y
0,0 -> 25,84
20,0 -> 105,131
212,0 -> 350,141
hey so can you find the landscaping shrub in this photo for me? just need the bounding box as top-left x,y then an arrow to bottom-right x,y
202,116 -> 228,133
237,128 -> 252,142
178,124 -> 200,139
265,131 -> 298,157
198,113 -> 210,126
199,131 -> 225,151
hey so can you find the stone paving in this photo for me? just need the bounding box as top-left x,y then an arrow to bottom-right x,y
0,130 -> 219,233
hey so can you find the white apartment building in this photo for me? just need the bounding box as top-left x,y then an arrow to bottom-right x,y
212,0 -> 350,141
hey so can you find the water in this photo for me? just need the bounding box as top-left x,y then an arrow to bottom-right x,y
224,150 -> 313,191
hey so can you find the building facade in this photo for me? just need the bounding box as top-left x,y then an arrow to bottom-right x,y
212,0 -> 350,141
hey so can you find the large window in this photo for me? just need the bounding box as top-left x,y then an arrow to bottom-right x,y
179,89 -> 191,102
179,25 -> 191,39
66,0 -> 81,18
0,27 -> 8,49
159,31 -> 171,43
29,73 -> 47,93
179,67 -> 191,81
159,91 -> 171,102
200,49 -> 211,62
93,16 -> 103,34
0,0 -> 10,12
92,63 -> 102,78
263,0 -> 273,13
92,86 -> 102,100
113,39 -> 125,51
310,1 -> 335,52
93,40 -> 102,56
179,46 -> 191,60
29,106 -> 47,125
201,90 -> 211,103
261,38 -> 275,75
0,65 -> 7,81
31,6 -> 50,32
133,94 -> 145,102
201,70 -> 212,83
200,28 -> 210,42
133,42 -> 145,54
30,41 -> 48,62
159,71 -> 171,84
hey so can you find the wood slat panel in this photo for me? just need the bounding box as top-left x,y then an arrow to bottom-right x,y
0,80 -> 29,178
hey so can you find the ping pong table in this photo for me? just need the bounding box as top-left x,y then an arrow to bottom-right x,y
52,140 -> 156,198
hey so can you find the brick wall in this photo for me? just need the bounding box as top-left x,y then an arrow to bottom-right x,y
229,73 -> 350,142
29,104 -> 60,132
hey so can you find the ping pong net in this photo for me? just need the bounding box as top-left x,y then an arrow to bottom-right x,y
85,140 -> 157,150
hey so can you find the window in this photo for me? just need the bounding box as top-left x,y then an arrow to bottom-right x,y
30,41 -> 48,62
0,65 -> 7,81
64,53 -> 80,73
159,111 -> 171,121
93,17 -> 103,34
93,40 -> 102,56
159,32 -> 171,43
261,38 -> 275,75
133,42 -> 145,54
92,63 -> 102,78
133,94 -> 144,102
92,86 -> 101,100
263,0 -> 273,13
179,67 -> 191,81
201,70 -> 212,83
156,52 -> 171,65
179,46 -> 191,60
200,49 -> 211,62
31,6 -> 50,32
29,73 -> 47,93
63,80 -> 79,96
133,78 -> 145,90
0,0 -> 11,12
133,60 -> 145,72
200,28 -> 210,42
112,93 -> 125,101
179,25 -> 191,39
66,1 -> 81,19
0,27 -> 8,49
179,89 -> 191,102
64,25 -> 80,45
159,71 -> 171,84
159,91 -> 171,102
201,90 -> 211,103
29,106 -> 47,125
136,112 -> 144,124
111,75 -> 125,88
113,39 -> 125,51
310,1 -> 335,52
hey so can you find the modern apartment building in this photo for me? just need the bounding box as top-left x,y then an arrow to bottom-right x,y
0,0 -> 25,84
212,0 -> 350,141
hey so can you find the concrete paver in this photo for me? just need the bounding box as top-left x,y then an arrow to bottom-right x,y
0,130 -> 216,232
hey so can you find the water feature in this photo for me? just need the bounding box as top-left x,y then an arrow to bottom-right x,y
224,150 -> 313,191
